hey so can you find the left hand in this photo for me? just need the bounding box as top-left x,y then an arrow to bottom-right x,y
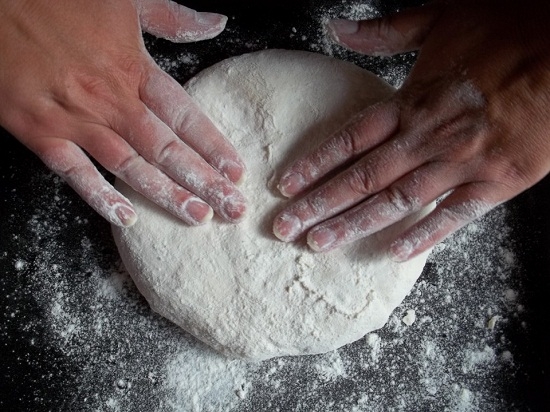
0,0 -> 246,228
272,0 -> 550,261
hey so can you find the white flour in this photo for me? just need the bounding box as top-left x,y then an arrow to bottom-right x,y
113,50 -> 433,361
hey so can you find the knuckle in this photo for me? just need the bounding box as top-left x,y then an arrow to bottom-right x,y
155,139 -> 181,166
53,68 -> 112,107
172,106 -> 194,134
346,166 -> 377,196
303,195 -> 327,217
113,153 -> 141,176
385,186 -> 420,213
374,16 -> 393,40
291,193 -> 328,223
335,124 -> 363,157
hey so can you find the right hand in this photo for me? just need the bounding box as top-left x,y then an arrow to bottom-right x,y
0,0 -> 246,227
273,0 -> 550,261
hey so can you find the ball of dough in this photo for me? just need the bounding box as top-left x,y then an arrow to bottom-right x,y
112,50 -> 432,361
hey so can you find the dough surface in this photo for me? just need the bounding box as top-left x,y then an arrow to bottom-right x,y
113,50 -> 432,361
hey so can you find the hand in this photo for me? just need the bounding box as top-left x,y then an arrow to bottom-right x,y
0,0 -> 246,227
273,0 -> 550,261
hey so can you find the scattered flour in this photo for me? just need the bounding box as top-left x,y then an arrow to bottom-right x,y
402,309 -> 417,326
14,259 -> 26,270
0,141 -> 537,412
314,350 -> 347,381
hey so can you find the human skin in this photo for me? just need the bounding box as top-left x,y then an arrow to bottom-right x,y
0,0 -> 246,227
273,0 -> 550,261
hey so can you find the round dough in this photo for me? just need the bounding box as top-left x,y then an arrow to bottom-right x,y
113,50 -> 432,361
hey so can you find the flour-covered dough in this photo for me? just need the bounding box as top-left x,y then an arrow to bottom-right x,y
112,50 -> 432,361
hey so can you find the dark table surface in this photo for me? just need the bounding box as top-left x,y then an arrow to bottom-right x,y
1,1 -> 549,411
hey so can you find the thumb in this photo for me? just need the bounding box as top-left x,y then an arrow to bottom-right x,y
136,0 -> 227,43
327,3 -> 442,56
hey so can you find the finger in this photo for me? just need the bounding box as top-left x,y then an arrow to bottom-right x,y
79,125 -> 213,225
112,103 -> 246,222
326,3 -> 442,56
277,101 -> 399,198
141,66 -> 246,184
273,135 -> 425,242
35,138 -> 138,227
390,184 -> 502,262
136,0 -> 227,43
306,161 -> 459,252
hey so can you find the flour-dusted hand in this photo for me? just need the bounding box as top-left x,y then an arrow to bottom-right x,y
0,0 -> 246,227
273,0 -> 550,260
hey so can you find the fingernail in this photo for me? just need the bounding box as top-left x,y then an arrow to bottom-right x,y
390,239 -> 413,262
273,213 -> 302,241
222,194 -> 247,223
235,171 -> 246,186
186,200 -> 213,225
197,12 -> 227,27
278,173 -> 305,198
222,160 -> 246,186
115,204 -> 138,227
328,19 -> 359,36
307,227 -> 337,252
